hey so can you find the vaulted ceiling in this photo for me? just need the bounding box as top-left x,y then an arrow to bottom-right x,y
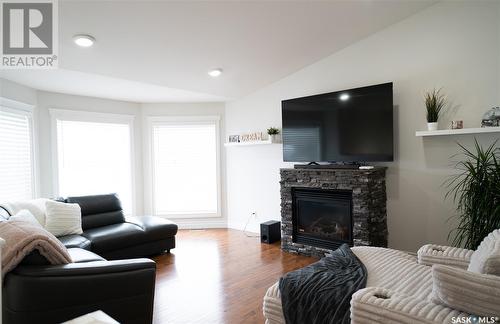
1,0 -> 436,102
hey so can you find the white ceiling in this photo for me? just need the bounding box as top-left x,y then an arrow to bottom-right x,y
1,69 -> 227,103
1,0 -> 436,103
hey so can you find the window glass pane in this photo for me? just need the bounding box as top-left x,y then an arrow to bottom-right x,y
57,120 -> 133,213
152,122 -> 218,215
0,108 -> 34,201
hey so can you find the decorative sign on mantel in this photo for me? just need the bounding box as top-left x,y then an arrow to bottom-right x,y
228,132 -> 266,143
228,135 -> 240,143
240,132 -> 263,142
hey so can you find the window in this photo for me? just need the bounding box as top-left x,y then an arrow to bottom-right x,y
52,110 -> 134,214
150,117 -> 221,218
0,103 -> 35,201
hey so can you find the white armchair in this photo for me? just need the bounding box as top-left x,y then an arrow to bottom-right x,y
263,230 -> 500,324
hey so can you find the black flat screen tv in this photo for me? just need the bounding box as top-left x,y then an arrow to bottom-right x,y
282,82 -> 393,163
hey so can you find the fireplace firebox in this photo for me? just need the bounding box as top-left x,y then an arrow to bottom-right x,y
292,188 -> 353,250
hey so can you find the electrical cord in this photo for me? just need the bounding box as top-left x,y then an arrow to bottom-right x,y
243,212 -> 260,237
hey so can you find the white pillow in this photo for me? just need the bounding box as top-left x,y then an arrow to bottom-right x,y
1,198 -> 49,226
9,209 -> 43,227
44,200 -> 83,237
468,229 -> 500,275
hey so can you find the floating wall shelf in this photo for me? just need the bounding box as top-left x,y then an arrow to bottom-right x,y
415,127 -> 500,137
224,139 -> 282,147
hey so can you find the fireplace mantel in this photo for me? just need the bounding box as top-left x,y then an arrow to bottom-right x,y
280,167 -> 388,257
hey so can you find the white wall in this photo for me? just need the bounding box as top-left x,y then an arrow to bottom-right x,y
0,79 -> 37,106
35,91 -> 143,213
225,1 -> 500,251
140,102 -> 227,229
0,82 -> 227,225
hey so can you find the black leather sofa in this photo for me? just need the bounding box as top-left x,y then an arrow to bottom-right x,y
1,194 -> 178,324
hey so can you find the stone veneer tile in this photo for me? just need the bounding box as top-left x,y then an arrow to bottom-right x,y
280,167 -> 388,257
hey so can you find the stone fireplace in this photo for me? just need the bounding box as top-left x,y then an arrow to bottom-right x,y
281,167 -> 387,257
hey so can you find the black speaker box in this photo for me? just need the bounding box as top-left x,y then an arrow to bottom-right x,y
260,220 -> 281,244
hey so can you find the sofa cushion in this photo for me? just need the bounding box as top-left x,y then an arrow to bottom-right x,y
468,229 -> 500,275
82,223 -> 146,254
20,250 -> 50,266
58,234 -> 91,250
19,240 -> 95,266
66,194 -> 125,230
67,248 -> 105,263
126,216 -> 178,240
101,237 -> 175,260
431,264 -> 500,317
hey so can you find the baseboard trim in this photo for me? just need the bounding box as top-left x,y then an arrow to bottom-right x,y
175,219 -> 227,229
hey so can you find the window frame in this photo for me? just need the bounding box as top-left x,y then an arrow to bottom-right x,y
0,97 -> 38,200
49,108 -> 136,214
144,115 -> 222,219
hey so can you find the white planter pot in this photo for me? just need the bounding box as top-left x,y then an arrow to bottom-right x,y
427,122 -> 438,131
269,134 -> 279,143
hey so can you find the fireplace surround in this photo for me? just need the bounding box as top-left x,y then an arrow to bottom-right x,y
281,167 -> 387,257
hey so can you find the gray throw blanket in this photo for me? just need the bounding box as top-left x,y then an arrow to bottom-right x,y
279,244 -> 367,324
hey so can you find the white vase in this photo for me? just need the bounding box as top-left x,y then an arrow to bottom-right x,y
269,134 -> 279,143
427,122 -> 438,131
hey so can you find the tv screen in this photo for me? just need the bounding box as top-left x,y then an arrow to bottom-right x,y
282,82 -> 393,163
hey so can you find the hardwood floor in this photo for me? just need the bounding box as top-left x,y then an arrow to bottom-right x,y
152,229 -> 317,324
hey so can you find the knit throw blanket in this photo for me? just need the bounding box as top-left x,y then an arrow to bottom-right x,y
279,244 -> 367,324
0,219 -> 72,278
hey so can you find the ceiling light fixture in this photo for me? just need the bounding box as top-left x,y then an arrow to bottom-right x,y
208,68 -> 223,77
73,34 -> 95,47
339,93 -> 350,101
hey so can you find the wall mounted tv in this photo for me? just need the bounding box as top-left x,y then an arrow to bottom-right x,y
282,82 -> 393,163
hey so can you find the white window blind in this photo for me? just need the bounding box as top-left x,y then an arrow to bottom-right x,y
0,107 -> 34,201
152,120 -> 220,217
56,119 -> 133,213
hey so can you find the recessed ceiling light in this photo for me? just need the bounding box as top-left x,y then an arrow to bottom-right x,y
208,68 -> 223,77
73,34 -> 95,47
339,93 -> 350,101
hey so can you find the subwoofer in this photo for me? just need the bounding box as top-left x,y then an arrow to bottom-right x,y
260,220 -> 281,244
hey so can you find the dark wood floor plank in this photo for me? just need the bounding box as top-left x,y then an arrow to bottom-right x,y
152,229 -> 317,324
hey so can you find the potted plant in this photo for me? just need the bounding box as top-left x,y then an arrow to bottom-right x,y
424,88 -> 446,131
267,127 -> 280,143
446,139 -> 500,249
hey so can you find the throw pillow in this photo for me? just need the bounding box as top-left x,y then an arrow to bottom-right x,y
0,198 -> 49,226
468,229 -> 500,275
9,210 -> 43,227
44,200 -> 83,237
430,264 -> 500,316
